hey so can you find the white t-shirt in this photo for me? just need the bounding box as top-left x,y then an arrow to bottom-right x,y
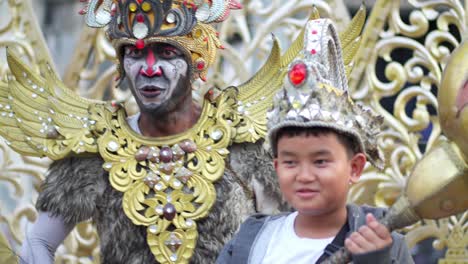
261,212 -> 335,264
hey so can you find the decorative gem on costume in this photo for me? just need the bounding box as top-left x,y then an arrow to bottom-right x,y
46,127 -> 59,139
172,144 -> 185,160
288,62 -> 308,86
0,6 -> 368,263
149,225 -> 159,234
135,39 -> 146,49
160,146 -> 173,163
144,173 -> 160,188
163,203 -> 177,220
267,19 -> 385,169
132,14 -> 149,39
179,139 -> 197,153
175,167 -> 193,183
135,146 -> 151,161
78,0 -> 242,81
149,148 -> 161,162
93,90 -> 238,263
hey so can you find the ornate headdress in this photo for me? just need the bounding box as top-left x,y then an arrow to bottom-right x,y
267,19 -> 385,169
79,0 -> 242,81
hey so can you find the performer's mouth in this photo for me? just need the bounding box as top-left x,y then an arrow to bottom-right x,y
456,79 -> 468,118
140,86 -> 165,98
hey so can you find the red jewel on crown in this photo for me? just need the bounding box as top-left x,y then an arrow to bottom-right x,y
288,62 -> 308,87
136,13 -> 145,23
135,39 -> 145,50
196,61 -> 205,70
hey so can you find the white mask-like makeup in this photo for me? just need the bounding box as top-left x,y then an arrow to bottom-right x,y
123,43 -> 190,114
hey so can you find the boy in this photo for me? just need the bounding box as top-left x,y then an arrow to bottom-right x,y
216,19 -> 414,263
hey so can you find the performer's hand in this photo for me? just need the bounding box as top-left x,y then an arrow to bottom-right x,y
345,213 -> 393,254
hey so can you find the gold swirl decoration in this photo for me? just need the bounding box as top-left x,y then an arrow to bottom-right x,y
90,90 -> 235,263
2,0 -> 467,263
0,0 -> 349,263
0,0 -> 101,263
63,26 -> 118,100
347,0 -> 467,262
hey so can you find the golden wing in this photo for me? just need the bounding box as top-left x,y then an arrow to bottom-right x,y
0,49 -> 106,159
233,29 -> 306,144
0,231 -> 17,264
232,7 -> 366,144
339,5 -> 366,78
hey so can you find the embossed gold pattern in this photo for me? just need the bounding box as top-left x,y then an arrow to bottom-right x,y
1,0 -> 467,263
0,20 -> 299,262
0,0 -> 99,262
93,90 -> 236,263
347,1 -> 467,262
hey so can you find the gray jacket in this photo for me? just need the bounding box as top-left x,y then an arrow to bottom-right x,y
216,204 -> 414,264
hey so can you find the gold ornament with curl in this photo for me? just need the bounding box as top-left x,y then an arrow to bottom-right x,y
93,89 -> 236,263
232,6 -> 366,143
0,6 -> 367,263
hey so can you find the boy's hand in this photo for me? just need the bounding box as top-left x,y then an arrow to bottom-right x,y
345,213 -> 393,254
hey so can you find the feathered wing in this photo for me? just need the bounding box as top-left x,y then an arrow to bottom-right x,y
0,49 -> 105,159
232,7 -> 366,144
233,30 -> 305,144
339,5 -> 366,78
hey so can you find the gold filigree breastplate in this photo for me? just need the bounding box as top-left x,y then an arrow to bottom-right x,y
93,91 -> 237,263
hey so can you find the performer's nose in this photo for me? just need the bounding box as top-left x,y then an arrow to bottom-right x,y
140,50 -> 163,77
140,66 -> 163,77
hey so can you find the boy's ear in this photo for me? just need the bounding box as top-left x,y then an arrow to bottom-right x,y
349,153 -> 366,183
273,159 -> 279,171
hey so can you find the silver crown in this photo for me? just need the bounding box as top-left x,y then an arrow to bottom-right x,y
267,19 -> 384,169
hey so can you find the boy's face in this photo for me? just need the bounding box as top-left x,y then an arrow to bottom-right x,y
274,132 -> 366,216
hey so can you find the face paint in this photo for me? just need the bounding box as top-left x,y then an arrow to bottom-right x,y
139,49 -> 162,78
123,43 -> 190,114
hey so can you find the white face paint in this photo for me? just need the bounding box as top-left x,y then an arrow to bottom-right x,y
123,43 -> 190,114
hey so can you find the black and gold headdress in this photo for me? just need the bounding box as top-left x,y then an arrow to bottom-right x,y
80,0 -> 242,81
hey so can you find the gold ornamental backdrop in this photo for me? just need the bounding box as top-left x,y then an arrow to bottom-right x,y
0,0 -> 466,263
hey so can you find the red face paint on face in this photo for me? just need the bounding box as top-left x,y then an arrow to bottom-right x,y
123,43 -> 190,114
140,49 -> 162,77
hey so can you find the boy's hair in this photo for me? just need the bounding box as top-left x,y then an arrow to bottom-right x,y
273,126 -> 360,159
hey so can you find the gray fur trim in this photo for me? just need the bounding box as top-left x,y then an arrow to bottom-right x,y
229,142 -> 290,211
36,145 -> 267,263
190,167 -> 255,264
36,156 -> 107,226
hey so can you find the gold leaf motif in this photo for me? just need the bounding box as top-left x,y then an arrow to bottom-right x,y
1,1 -> 466,263
96,92 -> 236,262
348,1 -> 467,262
148,227 -> 197,264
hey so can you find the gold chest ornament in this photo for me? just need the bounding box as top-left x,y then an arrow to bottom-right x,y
1,46 -> 283,264
0,8 -> 366,261
92,89 -> 238,263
